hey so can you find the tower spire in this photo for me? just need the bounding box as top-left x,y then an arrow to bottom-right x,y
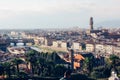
90,17 -> 93,30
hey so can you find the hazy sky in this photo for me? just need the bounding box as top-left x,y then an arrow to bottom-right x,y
0,0 -> 120,29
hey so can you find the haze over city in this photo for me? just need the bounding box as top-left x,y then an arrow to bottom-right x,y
0,0 -> 120,29
0,1 -> 120,80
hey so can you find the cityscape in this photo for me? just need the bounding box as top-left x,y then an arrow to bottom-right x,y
0,17 -> 120,80
0,0 -> 120,80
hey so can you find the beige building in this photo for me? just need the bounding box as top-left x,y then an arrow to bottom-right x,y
26,34 -> 36,39
90,33 -> 98,38
72,42 -> 80,50
34,38 -> 39,45
61,42 -> 67,49
95,43 -> 114,55
86,43 -> 94,52
21,32 -> 26,38
52,41 -> 58,47
116,42 -> 120,46
37,37 -> 47,46
86,29 -> 90,35
113,46 -> 120,56
33,36 -> 47,46
11,31 -> 18,36
52,40 -> 67,50
95,44 -> 105,53
79,45 -> 82,51
104,44 -> 113,54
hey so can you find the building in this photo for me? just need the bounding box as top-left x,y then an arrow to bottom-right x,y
52,41 -> 57,47
72,42 -> 80,50
7,47 -> 26,54
86,43 -> 94,52
52,40 -> 67,50
46,38 -> 53,46
90,33 -> 98,38
95,44 -> 105,54
104,44 -> 113,54
11,31 -> 18,36
37,37 -> 47,46
90,17 -> 93,30
113,46 -> 120,57
74,54 -> 85,69
108,70 -> 119,80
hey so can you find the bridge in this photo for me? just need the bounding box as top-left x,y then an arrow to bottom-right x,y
0,38 -> 34,52
8,38 -> 35,46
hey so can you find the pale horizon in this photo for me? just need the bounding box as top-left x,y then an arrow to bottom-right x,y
0,0 -> 120,29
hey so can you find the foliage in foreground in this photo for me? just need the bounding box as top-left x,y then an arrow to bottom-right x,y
0,51 -> 120,80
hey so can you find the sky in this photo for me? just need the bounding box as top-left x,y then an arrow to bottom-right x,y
0,0 -> 120,29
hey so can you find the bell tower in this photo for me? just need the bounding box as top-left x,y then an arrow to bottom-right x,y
90,17 -> 93,30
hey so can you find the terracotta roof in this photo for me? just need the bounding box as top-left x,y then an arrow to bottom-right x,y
74,54 -> 85,61
74,62 -> 80,69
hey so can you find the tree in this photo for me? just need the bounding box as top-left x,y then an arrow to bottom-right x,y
0,64 -> 4,76
36,57 -> 45,76
46,60 -> 55,76
109,54 -> 120,75
54,64 -> 67,77
83,57 -> 94,75
51,52 -> 56,61
91,71 -> 102,79
91,66 -> 111,79
109,54 -> 120,68
12,58 -> 24,74
71,73 -> 94,80
25,50 -> 37,75
2,62 -> 12,78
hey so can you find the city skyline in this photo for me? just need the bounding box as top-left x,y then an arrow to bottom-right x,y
0,0 -> 120,29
